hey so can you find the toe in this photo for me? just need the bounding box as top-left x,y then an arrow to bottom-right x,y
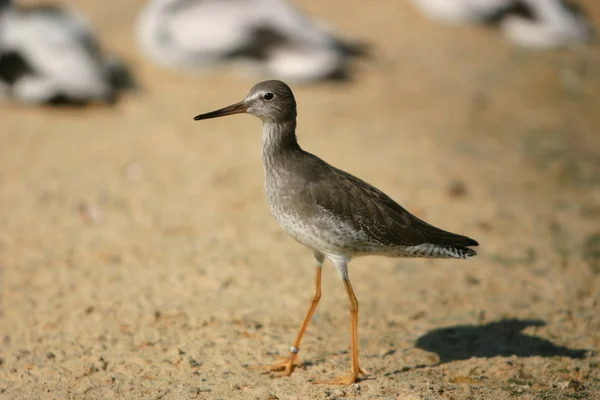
272,368 -> 292,378
312,375 -> 358,385
247,354 -> 302,375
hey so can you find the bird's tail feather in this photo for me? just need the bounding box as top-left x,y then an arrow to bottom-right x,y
405,243 -> 477,259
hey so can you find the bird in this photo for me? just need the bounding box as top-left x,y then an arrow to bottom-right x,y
0,0 -> 136,106
409,0 -> 592,49
135,0 -> 367,84
193,80 -> 479,384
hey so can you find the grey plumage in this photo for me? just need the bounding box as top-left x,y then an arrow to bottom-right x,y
265,133 -> 478,259
196,80 -> 478,261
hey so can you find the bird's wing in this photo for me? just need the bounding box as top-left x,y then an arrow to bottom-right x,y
302,157 -> 478,248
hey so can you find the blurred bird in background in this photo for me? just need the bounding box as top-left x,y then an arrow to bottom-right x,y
0,0 -> 136,106
410,0 -> 593,49
0,0 -> 593,105
134,0 -> 369,83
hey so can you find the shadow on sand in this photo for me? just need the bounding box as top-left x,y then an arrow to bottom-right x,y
415,319 -> 588,364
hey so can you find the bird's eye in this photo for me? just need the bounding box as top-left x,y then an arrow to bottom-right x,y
263,92 -> 274,101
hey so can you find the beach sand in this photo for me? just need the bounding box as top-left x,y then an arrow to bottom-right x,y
1,1 -> 599,398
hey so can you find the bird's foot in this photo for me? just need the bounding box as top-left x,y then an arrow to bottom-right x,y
312,366 -> 368,385
247,353 -> 303,377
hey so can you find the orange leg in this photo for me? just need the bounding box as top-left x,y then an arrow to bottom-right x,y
249,254 -> 323,376
313,277 -> 367,385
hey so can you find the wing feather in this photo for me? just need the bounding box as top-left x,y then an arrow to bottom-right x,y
301,155 -> 478,249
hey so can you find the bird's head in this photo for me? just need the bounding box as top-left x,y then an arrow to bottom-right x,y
194,80 -> 296,124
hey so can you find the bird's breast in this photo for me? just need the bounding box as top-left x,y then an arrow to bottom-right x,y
263,175 -> 367,257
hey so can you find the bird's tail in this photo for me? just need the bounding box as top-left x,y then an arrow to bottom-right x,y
441,244 -> 477,259
404,242 -> 478,259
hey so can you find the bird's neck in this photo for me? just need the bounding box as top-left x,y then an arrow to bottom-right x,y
261,120 -> 301,164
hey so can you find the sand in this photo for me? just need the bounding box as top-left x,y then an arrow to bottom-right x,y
1,0 -> 599,399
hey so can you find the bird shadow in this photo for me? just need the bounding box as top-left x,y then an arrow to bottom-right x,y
414,318 -> 588,364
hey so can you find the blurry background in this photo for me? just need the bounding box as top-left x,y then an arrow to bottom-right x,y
1,0 -> 599,399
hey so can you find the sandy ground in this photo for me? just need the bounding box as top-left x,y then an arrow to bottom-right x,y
1,0 -> 600,399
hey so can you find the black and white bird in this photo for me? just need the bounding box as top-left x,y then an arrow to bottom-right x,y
410,0 -> 592,49
0,0 -> 135,106
135,0 -> 367,83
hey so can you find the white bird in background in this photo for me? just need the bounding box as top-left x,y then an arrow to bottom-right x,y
0,0 -> 136,106
135,0 -> 368,83
410,0 -> 592,49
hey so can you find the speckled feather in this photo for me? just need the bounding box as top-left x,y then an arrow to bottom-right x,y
264,139 -> 478,259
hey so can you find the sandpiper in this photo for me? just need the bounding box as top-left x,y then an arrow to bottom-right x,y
193,80 -> 479,384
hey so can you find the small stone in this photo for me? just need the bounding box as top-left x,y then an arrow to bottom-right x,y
189,358 -> 202,368
477,221 -> 492,231
566,379 -> 584,391
381,349 -> 395,358
447,180 -> 468,198
78,202 -> 102,223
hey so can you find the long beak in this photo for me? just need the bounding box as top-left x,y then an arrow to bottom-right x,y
193,101 -> 247,121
